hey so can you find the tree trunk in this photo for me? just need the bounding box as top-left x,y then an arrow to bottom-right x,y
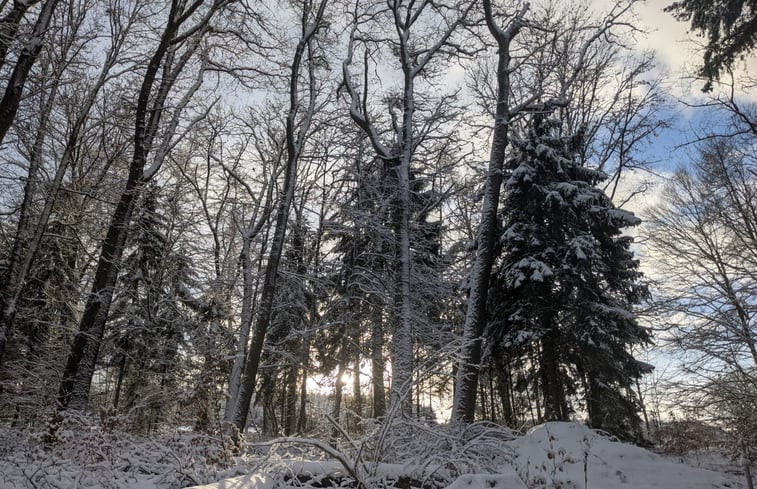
371,300 -> 386,418
233,7 -> 325,428
224,235 -> 256,421
112,351 -> 128,410
495,356 -> 514,426
540,327 -> 565,421
331,330 -> 349,442
389,69 -> 414,416
0,0 -> 61,144
284,361 -> 298,436
451,1 -> 527,424
296,335 -> 310,433
353,347 -> 362,421
742,439 -> 755,489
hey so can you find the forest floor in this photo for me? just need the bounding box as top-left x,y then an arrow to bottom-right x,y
0,418 -> 746,489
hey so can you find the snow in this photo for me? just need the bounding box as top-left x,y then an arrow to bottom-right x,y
508,423 -> 737,489
445,473 -> 527,489
187,423 -> 741,489
190,474 -> 273,489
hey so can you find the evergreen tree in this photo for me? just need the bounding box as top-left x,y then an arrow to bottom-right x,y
487,114 -> 650,436
104,183 -> 197,432
665,0 -> 757,90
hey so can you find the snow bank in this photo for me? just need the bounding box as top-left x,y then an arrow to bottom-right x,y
509,422 -> 737,489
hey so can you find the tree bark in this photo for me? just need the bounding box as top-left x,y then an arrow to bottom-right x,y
371,300 -> 386,417
540,327 -> 566,421
0,0 -> 61,144
451,1 -> 527,424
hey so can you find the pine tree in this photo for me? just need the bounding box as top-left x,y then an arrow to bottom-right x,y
487,113 -> 650,435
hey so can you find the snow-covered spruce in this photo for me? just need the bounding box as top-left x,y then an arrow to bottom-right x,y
486,114 -> 651,437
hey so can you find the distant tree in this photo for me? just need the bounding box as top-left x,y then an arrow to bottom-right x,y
665,0 -> 757,91
647,135 -> 756,378
645,110 -> 756,487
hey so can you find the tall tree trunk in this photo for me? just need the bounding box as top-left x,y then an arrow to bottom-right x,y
224,172 -> 274,422
233,1 -> 327,429
224,235 -> 256,421
452,1 -> 528,424
371,300 -> 386,418
389,59 -> 415,416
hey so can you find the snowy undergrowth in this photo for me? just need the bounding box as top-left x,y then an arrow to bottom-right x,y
235,418 -> 518,489
0,414 -> 257,489
1,419 -> 744,489
191,422 -> 744,489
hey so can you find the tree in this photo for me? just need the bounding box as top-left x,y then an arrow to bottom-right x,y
341,0 -> 474,414
0,0 -> 140,368
233,0 -> 330,430
0,0 -> 62,144
57,0 -> 239,411
647,135 -> 756,376
453,0 -> 643,424
487,112 -> 649,433
665,0 -> 757,91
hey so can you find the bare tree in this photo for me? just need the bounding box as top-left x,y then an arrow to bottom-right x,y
233,0 -> 329,430
0,0 -> 62,144
0,0 -> 141,368
646,133 -> 756,487
57,0 -> 238,411
341,0 -> 475,414
647,135 -> 757,374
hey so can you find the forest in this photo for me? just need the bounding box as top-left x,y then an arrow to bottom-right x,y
0,0 -> 754,488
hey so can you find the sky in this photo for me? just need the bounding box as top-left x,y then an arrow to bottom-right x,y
600,0 -> 756,411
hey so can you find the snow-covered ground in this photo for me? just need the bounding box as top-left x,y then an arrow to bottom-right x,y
1,422 -> 745,489
189,423 -> 742,489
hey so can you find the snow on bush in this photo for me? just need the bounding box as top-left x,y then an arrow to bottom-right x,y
0,413 -> 256,489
